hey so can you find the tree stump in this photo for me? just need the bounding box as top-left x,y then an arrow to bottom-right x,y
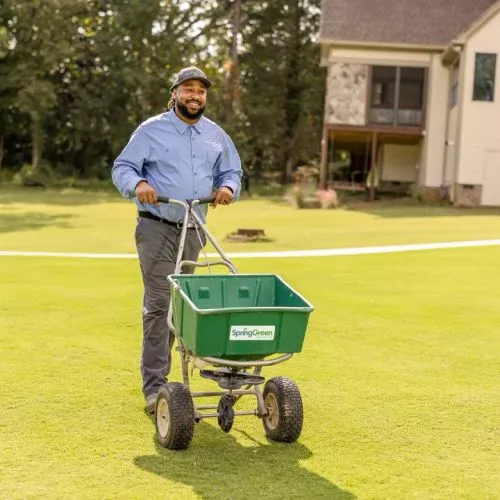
224,228 -> 272,242
236,228 -> 265,237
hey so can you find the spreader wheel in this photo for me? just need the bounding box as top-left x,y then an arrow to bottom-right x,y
155,383 -> 195,450
217,395 -> 236,433
262,376 -> 303,443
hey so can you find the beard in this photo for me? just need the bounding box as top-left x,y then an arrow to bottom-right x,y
176,99 -> 206,120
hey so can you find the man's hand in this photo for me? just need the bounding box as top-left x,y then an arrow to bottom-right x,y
211,186 -> 233,208
135,181 -> 159,205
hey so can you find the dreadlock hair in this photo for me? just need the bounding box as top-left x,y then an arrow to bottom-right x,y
166,96 -> 175,111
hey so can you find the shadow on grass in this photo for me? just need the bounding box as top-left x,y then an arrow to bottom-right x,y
345,202 -> 500,218
134,422 -> 355,499
0,187 -> 124,206
0,212 -> 75,233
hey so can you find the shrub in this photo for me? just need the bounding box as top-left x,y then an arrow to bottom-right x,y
15,162 -> 58,187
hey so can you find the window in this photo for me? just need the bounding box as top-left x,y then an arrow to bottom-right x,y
371,66 -> 396,108
370,66 -> 397,125
399,68 -> 425,110
450,62 -> 460,108
451,83 -> 459,108
398,67 -> 425,125
369,66 -> 426,126
473,53 -> 497,102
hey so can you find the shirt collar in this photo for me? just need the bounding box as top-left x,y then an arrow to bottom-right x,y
168,110 -> 204,135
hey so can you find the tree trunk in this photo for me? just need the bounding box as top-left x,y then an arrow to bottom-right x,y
0,135 -> 4,171
31,115 -> 43,170
253,145 -> 263,180
73,142 -> 92,178
225,0 -> 241,122
285,156 -> 294,184
282,2 -> 303,185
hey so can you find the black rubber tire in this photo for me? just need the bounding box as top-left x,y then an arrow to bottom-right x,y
217,395 -> 236,433
262,376 -> 303,443
155,383 -> 195,450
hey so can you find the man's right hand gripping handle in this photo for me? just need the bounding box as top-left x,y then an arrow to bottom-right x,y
135,181 -> 159,205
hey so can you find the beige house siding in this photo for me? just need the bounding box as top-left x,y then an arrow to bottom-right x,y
380,144 -> 419,182
420,54 -> 450,187
329,47 -> 432,66
325,61 -> 367,125
456,10 -> 500,202
482,151 -> 500,205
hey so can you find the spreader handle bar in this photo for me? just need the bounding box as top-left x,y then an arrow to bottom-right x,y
156,196 -> 215,205
178,259 -> 237,274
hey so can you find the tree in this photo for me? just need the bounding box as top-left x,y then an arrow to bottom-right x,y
0,0 -> 326,184
0,0 -> 77,169
235,0 -> 325,183
224,0 -> 241,122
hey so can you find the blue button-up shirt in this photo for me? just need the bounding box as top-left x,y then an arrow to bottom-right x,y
112,110 -> 242,223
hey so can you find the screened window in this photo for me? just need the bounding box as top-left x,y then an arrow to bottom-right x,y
369,66 -> 425,126
399,68 -> 425,110
371,66 -> 396,108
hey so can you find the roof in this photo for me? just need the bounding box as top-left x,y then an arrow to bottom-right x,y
455,0 -> 500,41
320,0 -> 499,47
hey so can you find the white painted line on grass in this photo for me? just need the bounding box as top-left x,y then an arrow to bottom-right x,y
1,239 -> 500,260
0,251 -> 138,259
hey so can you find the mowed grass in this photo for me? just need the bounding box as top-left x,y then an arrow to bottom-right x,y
1,188 -> 500,253
1,188 -> 499,499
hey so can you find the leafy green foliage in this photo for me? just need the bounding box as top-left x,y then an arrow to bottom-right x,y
0,0 -> 325,181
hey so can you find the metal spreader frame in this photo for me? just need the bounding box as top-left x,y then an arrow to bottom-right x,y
154,196 -> 308,450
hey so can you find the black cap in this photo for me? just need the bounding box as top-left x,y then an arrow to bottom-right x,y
170,66 -> 212,91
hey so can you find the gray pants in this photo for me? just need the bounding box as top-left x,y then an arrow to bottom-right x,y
135,216 -> 205,398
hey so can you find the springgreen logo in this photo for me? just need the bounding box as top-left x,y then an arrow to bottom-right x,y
230,325 -> 275,341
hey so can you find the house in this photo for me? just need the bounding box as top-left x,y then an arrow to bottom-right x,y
319,0 -> 500,206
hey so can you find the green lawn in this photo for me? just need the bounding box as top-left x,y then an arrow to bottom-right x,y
1,188 -> 499,499
1,188 -> 500,253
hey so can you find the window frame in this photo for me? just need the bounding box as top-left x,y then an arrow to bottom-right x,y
367,65 -> 427,127
472,52 -> 497,102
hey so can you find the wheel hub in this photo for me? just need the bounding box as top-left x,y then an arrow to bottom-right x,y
217,395 -> 236,432
156,398 -> 170,438
264,392 -> 279,430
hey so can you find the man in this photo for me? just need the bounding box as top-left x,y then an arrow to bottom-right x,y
112,66 -> 242,413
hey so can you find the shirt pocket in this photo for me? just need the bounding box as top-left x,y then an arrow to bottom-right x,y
151,145 -> 180,171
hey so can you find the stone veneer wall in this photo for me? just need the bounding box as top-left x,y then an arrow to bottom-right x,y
325,62 -> 368,125
454,184 -> 482,207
